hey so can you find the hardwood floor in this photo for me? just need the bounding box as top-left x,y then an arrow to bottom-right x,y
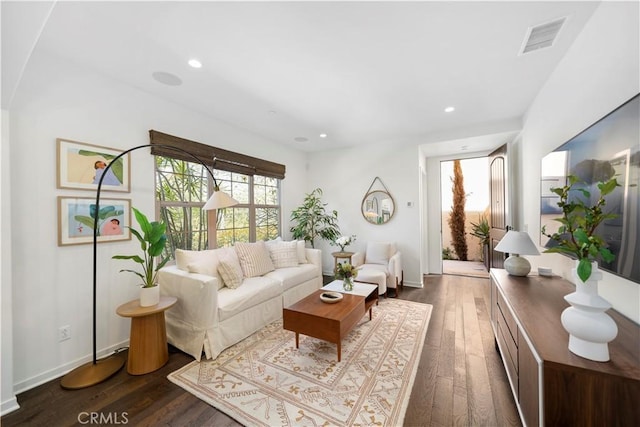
2,274 -> 520,427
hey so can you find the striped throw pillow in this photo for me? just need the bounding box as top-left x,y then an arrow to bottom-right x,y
235,241 -> 275,278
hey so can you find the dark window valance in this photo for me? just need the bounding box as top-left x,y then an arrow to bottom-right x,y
149,130 -> 286,179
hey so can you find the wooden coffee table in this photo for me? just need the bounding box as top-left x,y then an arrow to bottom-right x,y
283,283 -> 377,362
322,280 -> 378,319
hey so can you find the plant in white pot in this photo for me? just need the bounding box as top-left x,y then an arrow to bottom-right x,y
541,174 -> 620,361
113,207 -> 170,307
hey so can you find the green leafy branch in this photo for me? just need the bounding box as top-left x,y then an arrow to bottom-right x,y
541,175 -> 619,282
112,207 -> 170,288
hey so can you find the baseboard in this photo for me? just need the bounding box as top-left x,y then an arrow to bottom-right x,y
1,396 -> 20,417
403,281 -> 422,288
13,339 -> 129,395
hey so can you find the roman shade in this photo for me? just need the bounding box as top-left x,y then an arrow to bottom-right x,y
149,130 -> 286,179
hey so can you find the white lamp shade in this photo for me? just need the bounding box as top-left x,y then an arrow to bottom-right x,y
203,190 -> 239,210
494,230 -> 540,256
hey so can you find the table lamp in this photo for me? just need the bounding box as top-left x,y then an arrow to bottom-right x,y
494,230 -> 540,276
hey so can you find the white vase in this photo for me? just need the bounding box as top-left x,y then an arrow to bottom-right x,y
139,285 -> 160,307
560,261 -> 618,362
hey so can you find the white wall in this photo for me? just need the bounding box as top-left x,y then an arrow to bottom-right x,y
1,109 -> 19,414
306,143 -> 422,286
518,1 -> 640,322
7,48 -> 310,392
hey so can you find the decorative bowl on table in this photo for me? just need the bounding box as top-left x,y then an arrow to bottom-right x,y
320,291 -> 343,304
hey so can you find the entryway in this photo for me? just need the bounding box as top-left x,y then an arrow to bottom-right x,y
440,157 -> 490,278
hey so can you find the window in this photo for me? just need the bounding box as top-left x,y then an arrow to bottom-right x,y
155,157 -> 281,254
150,130 -> 285,255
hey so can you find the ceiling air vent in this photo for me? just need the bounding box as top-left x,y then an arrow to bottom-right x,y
519,17 -> 567,55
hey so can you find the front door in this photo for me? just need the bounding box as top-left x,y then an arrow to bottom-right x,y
489,144 -> 510,269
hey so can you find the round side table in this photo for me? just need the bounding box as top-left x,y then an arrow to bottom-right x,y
331,251 -> 355,271
116,296 -> 177,375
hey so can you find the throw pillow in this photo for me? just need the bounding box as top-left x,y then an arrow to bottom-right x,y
268,241 -> 299,268
217,260 -> 243,289
215,247 -> 244,288
296,240 -> 307,264
235,241 -> 275,278
365,242 -> 391,265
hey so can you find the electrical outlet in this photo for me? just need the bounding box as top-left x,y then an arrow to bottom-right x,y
59,325 -> 71,342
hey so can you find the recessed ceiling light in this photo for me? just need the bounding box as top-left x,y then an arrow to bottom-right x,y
152,71 -> 183,86
319,133 -> 328,138
188,59 -> 202,68
444,106 -> 455,113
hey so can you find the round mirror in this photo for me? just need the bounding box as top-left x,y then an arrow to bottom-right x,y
362,190 -> 395,224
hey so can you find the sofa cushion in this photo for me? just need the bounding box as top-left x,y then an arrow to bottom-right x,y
365,242 -> 391,265
175,248 -> 216,271
217,276 -> 282,321
268,240 -> 299,268
176,248 -> 224,290
264,263 -> 319,291
235,241 -> 275,277
358,263 -> 390,277
186,261 -> 225,290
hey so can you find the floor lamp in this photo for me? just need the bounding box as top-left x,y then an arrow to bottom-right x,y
60,144 -> 238,389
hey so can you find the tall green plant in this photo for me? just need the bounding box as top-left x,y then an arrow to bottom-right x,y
289,188 -> 340,248
448,160 -> 468,260
113,208 -> 171,288
541,175 -> 619,282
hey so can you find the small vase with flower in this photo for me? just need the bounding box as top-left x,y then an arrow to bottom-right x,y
335,262 -> 358,292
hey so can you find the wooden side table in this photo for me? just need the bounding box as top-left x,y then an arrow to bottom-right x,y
331,251 -> 354,272
116,296 -> 177,375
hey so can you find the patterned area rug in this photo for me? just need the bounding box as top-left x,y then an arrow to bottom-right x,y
168,298 -> 432,426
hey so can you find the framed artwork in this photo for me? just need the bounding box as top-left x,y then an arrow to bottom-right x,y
58,197 -> 131,246
57,139 -> 131,192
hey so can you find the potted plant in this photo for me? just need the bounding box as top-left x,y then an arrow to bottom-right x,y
541,175 -> 619,282
469,214 -> 490,270
113,207 -> 171,306
541,174 -> 620,361
290,188 -> 341,248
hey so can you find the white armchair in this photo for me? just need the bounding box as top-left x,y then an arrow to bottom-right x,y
352,242 -> 403,297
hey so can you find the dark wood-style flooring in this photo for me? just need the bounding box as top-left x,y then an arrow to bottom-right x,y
2,274 -> 521,426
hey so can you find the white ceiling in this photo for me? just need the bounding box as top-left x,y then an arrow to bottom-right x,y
2,1 -> 601,153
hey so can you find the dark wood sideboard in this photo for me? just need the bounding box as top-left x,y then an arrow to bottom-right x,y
490,268 -> 640,426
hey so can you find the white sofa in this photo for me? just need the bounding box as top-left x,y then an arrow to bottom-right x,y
158,240 -> 322,361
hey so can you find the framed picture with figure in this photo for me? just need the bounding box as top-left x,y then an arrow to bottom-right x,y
58,196 -> 131,246
56,139 -> 130,192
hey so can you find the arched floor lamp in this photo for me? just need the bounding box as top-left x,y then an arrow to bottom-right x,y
60,144 -> 237,389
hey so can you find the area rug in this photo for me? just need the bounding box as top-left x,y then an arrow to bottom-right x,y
168,298 -> 432,426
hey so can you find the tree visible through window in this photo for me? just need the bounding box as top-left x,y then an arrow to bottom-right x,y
155,157 -> 280,257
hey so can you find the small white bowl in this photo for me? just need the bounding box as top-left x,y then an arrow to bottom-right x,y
320,291 -> 343,304
538,267 -> 553,277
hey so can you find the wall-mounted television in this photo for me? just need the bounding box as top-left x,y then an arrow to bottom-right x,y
540,94 -> 639,284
